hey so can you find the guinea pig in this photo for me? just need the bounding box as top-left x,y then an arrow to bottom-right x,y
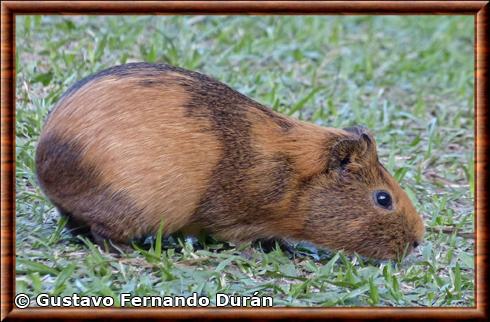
35,62 -> 424,260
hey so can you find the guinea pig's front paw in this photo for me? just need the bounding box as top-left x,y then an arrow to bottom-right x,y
253,238 -> 295,256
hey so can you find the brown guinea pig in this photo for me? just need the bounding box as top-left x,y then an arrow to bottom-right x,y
35,62 -> 424,260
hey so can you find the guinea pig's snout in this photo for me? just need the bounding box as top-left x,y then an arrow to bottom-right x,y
412,212 -> 425,245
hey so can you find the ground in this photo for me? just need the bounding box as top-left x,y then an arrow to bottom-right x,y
15,16 -> 474,306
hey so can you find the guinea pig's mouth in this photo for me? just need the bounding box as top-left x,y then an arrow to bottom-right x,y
371,218 -> 424,261
392,240 -> 422,261
359,239 -> 421,261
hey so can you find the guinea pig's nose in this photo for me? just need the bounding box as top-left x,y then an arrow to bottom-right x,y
413,241 -> 420,249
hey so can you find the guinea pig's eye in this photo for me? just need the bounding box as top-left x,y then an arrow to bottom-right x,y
374,190 -> 393,210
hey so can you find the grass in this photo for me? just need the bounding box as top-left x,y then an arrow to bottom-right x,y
15,16 -> 474,307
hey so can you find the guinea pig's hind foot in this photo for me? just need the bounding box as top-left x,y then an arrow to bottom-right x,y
90,227 -> 133,255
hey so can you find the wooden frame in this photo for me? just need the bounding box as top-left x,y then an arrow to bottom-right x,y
1,1 -> 488,320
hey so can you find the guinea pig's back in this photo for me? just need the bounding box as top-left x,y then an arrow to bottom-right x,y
36,65 -> 221,240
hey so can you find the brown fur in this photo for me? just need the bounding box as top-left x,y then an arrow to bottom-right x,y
36,63 -> 424,259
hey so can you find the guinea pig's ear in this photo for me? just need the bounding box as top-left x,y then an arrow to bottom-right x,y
344,126 -> 377,152
327,125 -> 377,171
343,125 -> 371,140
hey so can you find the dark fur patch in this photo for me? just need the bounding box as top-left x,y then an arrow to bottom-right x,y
181,74 -> 295,233
52,201 -> 91,236
184,77 -> 257,230
36,134 -> 145,244
192,152 -> 294,232
256,153 -> 294,204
